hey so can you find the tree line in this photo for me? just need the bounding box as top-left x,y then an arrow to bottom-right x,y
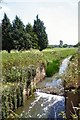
2,13 -> 48,53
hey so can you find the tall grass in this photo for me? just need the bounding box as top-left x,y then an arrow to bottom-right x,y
1,48 -> 77,119
46,60 -> 60,77
2,48 -> 77,80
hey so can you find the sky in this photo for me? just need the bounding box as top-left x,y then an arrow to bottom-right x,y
0,0 -> 79,45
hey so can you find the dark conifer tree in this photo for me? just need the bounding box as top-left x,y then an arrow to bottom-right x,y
2,13 -> 14,53
12,15 -> 25,51
25,23 -> 38,49
33,15 -> 48,51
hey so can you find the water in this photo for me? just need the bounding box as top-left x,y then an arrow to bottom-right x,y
44,56 -> 71,95
19,92 -> 65,119
59,56 -> 71,75
16,56 -> 71,119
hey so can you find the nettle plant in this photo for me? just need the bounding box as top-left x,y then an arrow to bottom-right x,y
2,67 -> 27,83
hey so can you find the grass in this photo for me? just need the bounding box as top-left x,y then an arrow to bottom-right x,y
1,48 -> 78,119
46,59 -> 60,77
1,48 -> 77,80
42,48 -> 77,61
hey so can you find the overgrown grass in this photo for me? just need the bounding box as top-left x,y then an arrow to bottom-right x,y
43,48 -> 77,76
46,60 -> 60,77
1,48 -> 77,80
1,48 -> 77,119
63,53 -> 78,88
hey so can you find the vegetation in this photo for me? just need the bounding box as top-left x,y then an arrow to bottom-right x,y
63,53 -> 78,88
46,60 -> 60,77
62,53 -> 80,119
1,83 -> 23,119
1,48 -> 77,119
25,23 -> 38,49
2,13 -> 48,53
2,48 -> 77,85
2,13 -> 13,53
33,15 -> 48,51
74,42 -> 80,47
1,6 -> 79,120
59,40 -> 63,48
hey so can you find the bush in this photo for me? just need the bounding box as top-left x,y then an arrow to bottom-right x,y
46,60 -> 60,77
2,67 -> 28,83
1,83 -> 23,119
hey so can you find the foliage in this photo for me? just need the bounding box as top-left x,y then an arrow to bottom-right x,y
12,15 -> 27,51
63,53 -> 78,88
1,48 -> 77,119
25,23 -> 38,49
59,40 -> 63,48
74,42 -> 80,47
26,65 -> 36,88
2,13 -> 14,53
3,67 -> 27,83
2,14 -> 48,52
1,83 -> 23,119
46,60 -> 60,77
33,15 -> 48,51
1,64 -> 36,119
63,44 -> 68,48
2,48 -> 77,82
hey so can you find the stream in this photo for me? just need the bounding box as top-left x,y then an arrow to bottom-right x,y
16,56 -> 71,119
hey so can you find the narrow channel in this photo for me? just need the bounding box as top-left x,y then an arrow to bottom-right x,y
16,56 -> 71,119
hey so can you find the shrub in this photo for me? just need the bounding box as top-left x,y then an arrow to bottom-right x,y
46,60 -> 60,77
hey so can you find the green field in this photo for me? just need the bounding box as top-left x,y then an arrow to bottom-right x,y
2,48 -> 77,80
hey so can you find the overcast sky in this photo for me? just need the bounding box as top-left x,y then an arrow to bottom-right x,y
0,0 -> 79,45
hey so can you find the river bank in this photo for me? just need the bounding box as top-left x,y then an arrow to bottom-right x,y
15,55 -> 71,119
63,53 -> 80,119
1,48 -> 77,119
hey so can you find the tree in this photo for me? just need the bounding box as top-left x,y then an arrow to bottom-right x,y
33,15 -> 48,51
26,23 -> 33,33
2,13 -> 14,53
22,33 -> 32,50
74,42 -> 80,47
59,40 -> 63,48
12,15 -> 26,51
63,44 -> 68,48
12,16 -> 34,50
13,15 -> 25,31
25,23 -> 38,49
